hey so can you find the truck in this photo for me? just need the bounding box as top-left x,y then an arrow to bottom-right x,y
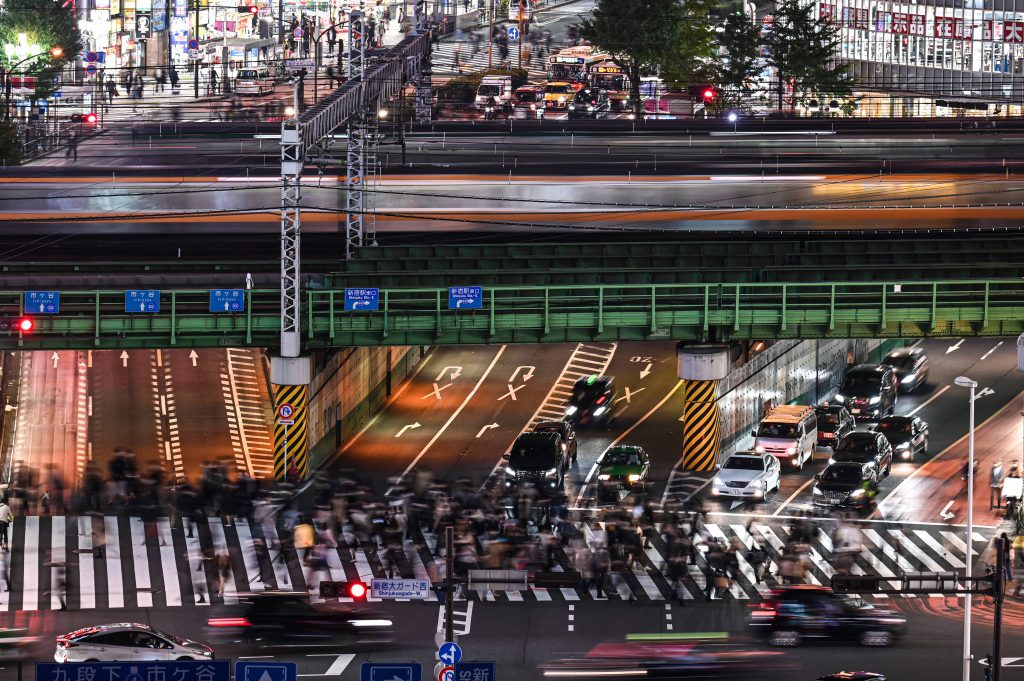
474,75 -> 513,111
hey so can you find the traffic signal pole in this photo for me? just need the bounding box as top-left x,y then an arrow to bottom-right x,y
444,525 -> 454,644
992,535 -> 1006,681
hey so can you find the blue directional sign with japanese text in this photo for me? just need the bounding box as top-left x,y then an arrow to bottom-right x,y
345,288 -> 380,311
37,660 -> 230,681
25,291 -> 59,314
456,662 -> 496,681
236,661 -> 297,681
448,286 -> 482,310
360,663 -> 422,681
125,289 -> 161,313
209,288 -> 245,312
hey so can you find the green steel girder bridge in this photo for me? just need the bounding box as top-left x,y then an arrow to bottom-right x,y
1,238 -> 1022,349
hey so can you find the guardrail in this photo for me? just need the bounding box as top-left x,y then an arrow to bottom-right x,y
0,279 -> 1020,350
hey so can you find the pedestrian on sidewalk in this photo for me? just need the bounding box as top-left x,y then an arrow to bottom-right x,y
0,498 -> 10,551
991,461 -> 1005,510
155,71 -> 167,93
169,66 -> 180,93
208,68 -> 219,97
105,77 -> 117,106
65,132 -> 79,161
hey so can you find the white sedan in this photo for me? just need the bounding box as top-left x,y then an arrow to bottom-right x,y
55,623 -> 214,662
710,452 -> 781,499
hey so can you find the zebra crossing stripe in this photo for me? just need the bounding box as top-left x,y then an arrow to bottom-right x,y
157,519 -> 182,607
129,518 -> 154,608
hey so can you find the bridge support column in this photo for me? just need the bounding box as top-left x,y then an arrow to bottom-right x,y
676,344 -> 730,472
271,356 -> 312,482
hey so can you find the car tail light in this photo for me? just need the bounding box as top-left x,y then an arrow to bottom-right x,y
596,395 -> 607,405
207,617 -> 251,628
57,639 -> 78,649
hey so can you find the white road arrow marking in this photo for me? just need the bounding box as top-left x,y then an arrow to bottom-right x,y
980,657 -> 1024,667
51,352 -> 59,368
476,423 -> 500,438
119,350 -> 129,367
421,382 -> 454,400
436,366 -> 463,382
509,365 -> 535,382
498,383 -> 525,401
615,387 -> 645,404
976,387 -> 995,399
940,500 -> 955,520
189,349 -> 199,367
980,341 -> 1003,360
946,339 -> 964,354
395,422 -> 421,437
640,363 -> 652,379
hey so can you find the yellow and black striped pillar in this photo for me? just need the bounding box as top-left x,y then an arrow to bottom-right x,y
681,379 -> 721,471
273,383 -> 309,482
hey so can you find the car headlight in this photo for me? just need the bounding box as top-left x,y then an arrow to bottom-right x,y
713,476 -> 724,487
895,442 -> 910,450
598,474 -> 610,481
829,457 -> 837,465
866,461 -> 876,468
593,406 -> 607,416
199,649 -> 214,657
869,396 -> 881,405
558,96 -> 566,102
851,488 -> 866,498
565,405 -> 578,416
628,474 -> 641,483
505,467 -> 517,476
901,372 -> 917,384
587,105 -> 594,111
568,104 -> 576,110
754,446 -> 765,453
348,619 -> 394,627
813,487 -> 823,495
785,447 -> 796,455
546,467 -> 558,476
530,103 -> 537,109
833,394 -> 845,403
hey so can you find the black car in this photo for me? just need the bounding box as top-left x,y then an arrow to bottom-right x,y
567,88 -> 610,119
829,431 -> 893,476
750,585 -> 906,647
834,364 -> 898,419
814,404 -> 855,449
812,462 -> 878,511
206,591 -> 393,647
882,346 -> 929,393
564,374 -> 616,426
876,415 -> 929,461
503,431 -> 567,491
532,419 -> 578,462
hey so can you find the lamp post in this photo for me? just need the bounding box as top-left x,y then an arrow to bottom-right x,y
2,43 -> 63,120
955,374 -> 977,681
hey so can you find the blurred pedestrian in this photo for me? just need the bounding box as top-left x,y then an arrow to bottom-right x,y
0,497 -> 11,551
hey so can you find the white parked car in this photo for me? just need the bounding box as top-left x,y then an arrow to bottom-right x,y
55,623 -> 214,662
711,452 -> 781,499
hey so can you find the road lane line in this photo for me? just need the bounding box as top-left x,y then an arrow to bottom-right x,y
771,477 -> 817,517
980,341 -> 1003,360
907,384 -> 950,416
388,346 -> 508,495
325,654 -> 356,675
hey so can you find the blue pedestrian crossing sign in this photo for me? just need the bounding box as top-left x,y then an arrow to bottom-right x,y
37,661 -> 230,681
209,288 -> 245,312
236,661 -> 297,681
438,641 -> 463,666
345,287 -> 380,311
455,662 -> 496,681
507,26 -> 519,40
125,289 -> 160,313
448,286 -> 483,310
361,663 -> 422,681
24,291 -> 59,314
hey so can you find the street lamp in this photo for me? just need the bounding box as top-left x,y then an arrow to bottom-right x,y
954,374 -> 977,681
2,42 -> 63,120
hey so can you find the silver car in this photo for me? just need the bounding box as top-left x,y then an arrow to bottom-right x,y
711,452 -> 782,499
54,623 -> 214,663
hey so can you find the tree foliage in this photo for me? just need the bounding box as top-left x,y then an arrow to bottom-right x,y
580,0 -> 688,115
660,0 -> 719,91
0,0 -> 82,101
715,12 -> 762,111
764,0 -> 853,110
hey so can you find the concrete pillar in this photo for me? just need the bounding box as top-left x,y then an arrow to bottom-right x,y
271,355 -> 312,482
677,343 -> 730,472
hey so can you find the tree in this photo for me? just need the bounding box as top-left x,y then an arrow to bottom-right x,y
660,0 -> 719,93
0,0 -> 81,105
580,0 -> 687,117
764,0 -> 853,112
715,12 -> 762,112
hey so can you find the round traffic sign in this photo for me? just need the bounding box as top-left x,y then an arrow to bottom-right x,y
438,667 -> 454,681
85,64 -> 98,76
187,38 -> 199,49
278,403 -> 295,419
507,26 -> 519,41
294,27 -> 303,38
85,51 -> 98,62
438,641 -> 462,666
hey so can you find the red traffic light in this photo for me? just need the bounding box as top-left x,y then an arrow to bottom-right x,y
347,581 -> 367,599
17,317 -> 34,332
249,6 -> 259,12
85,112 -> 97,124
702,88 -> 715,101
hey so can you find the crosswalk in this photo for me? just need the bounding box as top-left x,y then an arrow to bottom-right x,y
0,514 -> 992,610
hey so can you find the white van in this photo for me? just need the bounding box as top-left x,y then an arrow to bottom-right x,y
234,68 -> 275,96
752,404 -> 818,470
475,75 -> 513,110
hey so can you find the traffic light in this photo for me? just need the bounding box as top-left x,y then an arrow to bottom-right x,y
346,581 -> 368,599
70,113 -> 97,124
0,317 -> 35,333
319,580 -> 368,599
702,87 -> 716,102
85,112 -> 97,124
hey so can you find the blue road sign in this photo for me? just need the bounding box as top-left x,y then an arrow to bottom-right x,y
455,662 -> 496,681
38,661 -> 230,681
86,64 -> 98,76
294,27 -> 303,38
345,287 -> 380,311
361,663 -> 421,681
125,289 -> 160,313
448,286 -> 482,310
209,288 -> 245,312
25,291 -> 59,314
237,661 -> 297,681
188,38 -> 199,49
507,26 -> 519,40
438,641 -> 463,666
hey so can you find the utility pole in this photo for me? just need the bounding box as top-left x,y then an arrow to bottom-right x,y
517,0 -> 523,69
444,525 -> 454,644
486,0 -> 494,68
194,0 -> 201,98
992,534 -> 1007,681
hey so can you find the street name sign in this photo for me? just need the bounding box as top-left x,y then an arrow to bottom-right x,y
371,578 -> 430,599
448,286 -> 482,310
345,287 -> 380,311
25,291 -> 59,314
125,289 -> 160,313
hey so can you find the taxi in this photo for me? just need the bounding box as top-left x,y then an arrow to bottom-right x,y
544,81 -> 575,110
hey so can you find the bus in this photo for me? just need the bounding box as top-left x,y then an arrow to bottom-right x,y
546,46 -> 609,90
590,59 -> 630,111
